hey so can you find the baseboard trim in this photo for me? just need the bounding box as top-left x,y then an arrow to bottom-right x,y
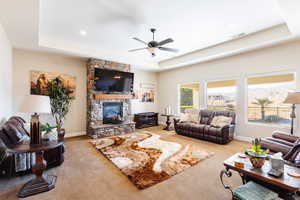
65,131 -> 86,138
234,135 -> 252,142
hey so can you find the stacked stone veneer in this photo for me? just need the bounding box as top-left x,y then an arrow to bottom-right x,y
87,58 -> 135,138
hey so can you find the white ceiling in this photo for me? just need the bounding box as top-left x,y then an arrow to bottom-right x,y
0,0 -> 286,69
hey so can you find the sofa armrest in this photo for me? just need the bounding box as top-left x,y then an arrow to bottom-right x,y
260,138 -> 291,155
221,125 -> 235,133
272,131 -> 300,143
174,118 -> 180,126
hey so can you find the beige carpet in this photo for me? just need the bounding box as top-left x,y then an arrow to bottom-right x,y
0,126 -> 253,200
90,131 -> 213,189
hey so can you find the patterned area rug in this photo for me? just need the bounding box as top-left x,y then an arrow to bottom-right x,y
90,131 -> 213,189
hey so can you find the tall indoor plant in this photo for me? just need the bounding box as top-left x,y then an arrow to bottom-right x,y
47,77 -> 74,139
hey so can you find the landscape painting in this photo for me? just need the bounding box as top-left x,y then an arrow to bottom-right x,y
30,71 -> 76,97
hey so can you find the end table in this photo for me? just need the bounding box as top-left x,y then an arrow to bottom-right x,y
7,139 -> 64,198
161,114 -> 175,131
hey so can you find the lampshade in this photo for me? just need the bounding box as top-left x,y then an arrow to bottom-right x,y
20,95 -> 51,114
283,92 -> 300,104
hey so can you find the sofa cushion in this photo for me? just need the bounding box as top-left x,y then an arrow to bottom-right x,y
190,124 -> 206,133
200,110 -> 214,125
180,113 -> 199,123
206,126 -> 222,136
214,110 -> 236,125
211,116 -> 232,128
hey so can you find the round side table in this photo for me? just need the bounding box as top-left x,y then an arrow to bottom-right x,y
7,139 -> 64,198
161,114 -> 175,131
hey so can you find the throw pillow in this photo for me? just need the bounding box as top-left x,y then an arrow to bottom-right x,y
180,113 -> 189,122
211,116 -> 232,128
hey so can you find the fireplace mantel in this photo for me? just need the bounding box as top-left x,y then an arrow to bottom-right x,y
93,94 -> 132,100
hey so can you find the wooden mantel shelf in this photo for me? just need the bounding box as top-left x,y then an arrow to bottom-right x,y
93,93 -> 132,100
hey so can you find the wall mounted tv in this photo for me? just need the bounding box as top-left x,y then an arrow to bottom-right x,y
94,68 -> 134,94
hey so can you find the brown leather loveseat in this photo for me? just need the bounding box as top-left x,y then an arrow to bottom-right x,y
0,116 -> 64,177
174,110 -> 236,144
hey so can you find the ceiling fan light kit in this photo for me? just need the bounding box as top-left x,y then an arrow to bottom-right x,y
129,28 -> 179,56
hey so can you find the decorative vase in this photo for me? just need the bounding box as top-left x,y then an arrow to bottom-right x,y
249,155 -> 266,168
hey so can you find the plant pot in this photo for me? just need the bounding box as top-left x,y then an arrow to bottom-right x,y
42,132 -> 58,141
58,128 -> 65,140
249,155 -> 266,168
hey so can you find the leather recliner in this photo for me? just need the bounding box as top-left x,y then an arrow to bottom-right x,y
261,131 -> 300,167
174,109 -> 236,144
0,116 -> 64,177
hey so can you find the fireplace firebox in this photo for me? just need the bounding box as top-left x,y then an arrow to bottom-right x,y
103,102 -> 123,124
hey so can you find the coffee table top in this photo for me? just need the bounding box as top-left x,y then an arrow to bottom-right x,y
224,153 -> 300,192
7,139 -> 64,154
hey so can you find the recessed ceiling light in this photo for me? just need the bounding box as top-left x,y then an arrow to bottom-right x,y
80,30 -> 87,36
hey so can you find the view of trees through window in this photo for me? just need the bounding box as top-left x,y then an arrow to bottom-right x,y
179,83 -> 200,113
247,73 -> 295,127
207,80 -> 236,110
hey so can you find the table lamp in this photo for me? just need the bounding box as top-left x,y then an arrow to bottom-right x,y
283,92 -> 300,135
20,95 -> 51,144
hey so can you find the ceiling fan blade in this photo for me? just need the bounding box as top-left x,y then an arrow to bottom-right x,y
158,38 -> 174,46
159,47 -> 179,53
132,37 -> 148,45
128,47 -> 148,52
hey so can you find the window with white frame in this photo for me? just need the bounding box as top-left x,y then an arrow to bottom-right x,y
179,83 -> 200,113
207,80 -> 237,110
247,73 -> 295,127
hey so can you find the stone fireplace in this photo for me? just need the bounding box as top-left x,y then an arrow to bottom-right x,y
87,58 -> 135,138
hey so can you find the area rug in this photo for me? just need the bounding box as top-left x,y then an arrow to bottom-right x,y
90,131 -> 213,189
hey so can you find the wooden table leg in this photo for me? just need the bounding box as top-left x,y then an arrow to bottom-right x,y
163,116 -> 174,131
18,151 -> 57,198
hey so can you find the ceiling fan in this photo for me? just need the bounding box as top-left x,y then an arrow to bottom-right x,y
129,28 -> 179,57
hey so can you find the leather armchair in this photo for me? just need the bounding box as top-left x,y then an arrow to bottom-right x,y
0,116 -> 64,177
174,110 -> 236,144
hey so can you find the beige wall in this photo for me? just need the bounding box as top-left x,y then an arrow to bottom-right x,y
158,39 -> 300,139
12,49 -> 87,136
131,68 -> 159,114
12,50 -> 159,136
0,23 -> 12,125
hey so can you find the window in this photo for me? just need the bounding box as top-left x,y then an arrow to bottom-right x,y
207,80 -> 236,110
179,83 -> 200,113
247,73 -> 295,127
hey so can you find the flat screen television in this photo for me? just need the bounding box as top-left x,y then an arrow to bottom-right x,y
94,68 -> 134,93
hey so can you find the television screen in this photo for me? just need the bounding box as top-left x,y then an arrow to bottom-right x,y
94,68 -> 134,93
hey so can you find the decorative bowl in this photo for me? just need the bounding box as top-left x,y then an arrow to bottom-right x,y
248,155 -> 267,168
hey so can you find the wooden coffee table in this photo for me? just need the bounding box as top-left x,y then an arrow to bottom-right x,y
221,153 -> 300,199
7,139 -> 64,198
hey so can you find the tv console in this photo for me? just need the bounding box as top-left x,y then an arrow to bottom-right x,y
134,112 -> 159,129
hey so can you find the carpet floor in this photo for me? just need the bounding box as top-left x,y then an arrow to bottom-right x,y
0,126 -> 251,200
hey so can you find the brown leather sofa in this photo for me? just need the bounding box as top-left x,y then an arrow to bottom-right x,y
0,116 -> 64,177
174,110 -> 236,144
261,131 -> 300,167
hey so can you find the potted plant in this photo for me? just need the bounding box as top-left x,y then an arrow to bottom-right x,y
245,138 -> 269,168
47,77 -> 74,139
41,123 -> 57,140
